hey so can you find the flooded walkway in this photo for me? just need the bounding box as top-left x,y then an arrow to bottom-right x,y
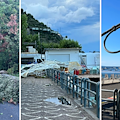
21,77 -> 96,120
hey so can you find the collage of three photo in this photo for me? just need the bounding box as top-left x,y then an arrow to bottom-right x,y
0,0 -> 120,120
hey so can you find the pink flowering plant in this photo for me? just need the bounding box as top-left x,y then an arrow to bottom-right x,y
0,0 -> 19,103
7,14 -> 18,35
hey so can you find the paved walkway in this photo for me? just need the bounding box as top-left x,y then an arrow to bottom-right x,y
21,77 -> 96,120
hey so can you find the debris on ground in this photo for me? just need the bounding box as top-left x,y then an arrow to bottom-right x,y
21,60 -> 85,78
68,61 -> 82,74
21,60 -> 66,77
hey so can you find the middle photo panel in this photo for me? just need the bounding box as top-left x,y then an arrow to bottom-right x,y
21,0 -> 100,120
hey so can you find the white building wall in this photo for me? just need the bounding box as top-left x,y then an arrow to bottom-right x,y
79,53 -> 100,68
21,53 -> 45,62
26,46 -> 38,53
45,50 -> 80,63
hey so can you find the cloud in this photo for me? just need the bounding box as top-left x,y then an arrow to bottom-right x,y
64,7 -> 94,23
64,22 -> 100,44
21,0 -> 100,51
21,0 -> 96,25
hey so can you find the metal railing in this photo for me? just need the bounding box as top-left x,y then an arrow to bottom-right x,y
46,68 -> 100,118
102,89 -> 120,120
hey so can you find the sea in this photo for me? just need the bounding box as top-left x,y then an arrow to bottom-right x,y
102,66 -> 120,78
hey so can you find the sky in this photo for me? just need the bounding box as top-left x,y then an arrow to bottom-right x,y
102,0 -> 120,66
21,0 -> 100,52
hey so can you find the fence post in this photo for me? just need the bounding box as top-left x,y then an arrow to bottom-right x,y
63,72 -> 65,89
53,69 -> 55,82
96,82 -> 100,118
60,71 -> 64,89
113,89 -> 118,120
69,76 -> 72,94
48,69 -> 50,78
50,69 -> 52,79
66,73 -> 69,93
46,69 -> 48,77
118,90 -> 120,120
57,70 -> 59,85
47,69 -> 49,78
81,78 -> 84,105
49,69 -> 50,78
72,75 -> 76,98
52,69 -> 54,81
84,78 -> 87,107
76,76 -> 79,99
87,78 -> 90,107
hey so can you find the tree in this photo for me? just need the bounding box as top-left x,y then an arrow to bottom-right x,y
36,39 -> 82,53
0,0 -> 19,72
0,0 -> 19,103
59,39 -> 82,50
21,13 -> 28,51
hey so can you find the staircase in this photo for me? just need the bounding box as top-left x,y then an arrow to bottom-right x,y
79,55 -> 87,68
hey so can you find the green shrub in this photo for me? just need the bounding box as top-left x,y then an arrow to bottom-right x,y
7,67 -> 14,74
7,63 -> 19,75
0,75 -> 19,103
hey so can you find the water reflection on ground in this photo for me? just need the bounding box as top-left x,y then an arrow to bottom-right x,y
44,97 -> 71,105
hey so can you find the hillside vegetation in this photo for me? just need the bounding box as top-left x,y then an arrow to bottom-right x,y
21,9 -> 82,53
0,0 -> 19,74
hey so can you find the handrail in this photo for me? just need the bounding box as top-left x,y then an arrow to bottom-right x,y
102,89 -> 119,120
46,68 -> 100,118
117,90 -> 120,119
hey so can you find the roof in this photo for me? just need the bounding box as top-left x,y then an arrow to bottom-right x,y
44,48 -> 80,51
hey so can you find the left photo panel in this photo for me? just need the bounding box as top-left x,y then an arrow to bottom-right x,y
0,0 -> 19,120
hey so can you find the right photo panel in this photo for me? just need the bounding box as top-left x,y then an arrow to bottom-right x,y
101,0 -> 120,120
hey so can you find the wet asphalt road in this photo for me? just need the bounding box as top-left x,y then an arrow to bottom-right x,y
0,102 -> 19,120
21,77 -> 96,120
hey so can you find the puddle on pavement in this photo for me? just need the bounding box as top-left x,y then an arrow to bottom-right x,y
44,97 -> 71,105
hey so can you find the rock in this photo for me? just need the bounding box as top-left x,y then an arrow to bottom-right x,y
0,70 -> 8,74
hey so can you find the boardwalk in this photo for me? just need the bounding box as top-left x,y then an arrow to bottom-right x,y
21,77 -> 97,120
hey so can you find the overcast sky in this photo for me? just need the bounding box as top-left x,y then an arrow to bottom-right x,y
21,0 -> 100,52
